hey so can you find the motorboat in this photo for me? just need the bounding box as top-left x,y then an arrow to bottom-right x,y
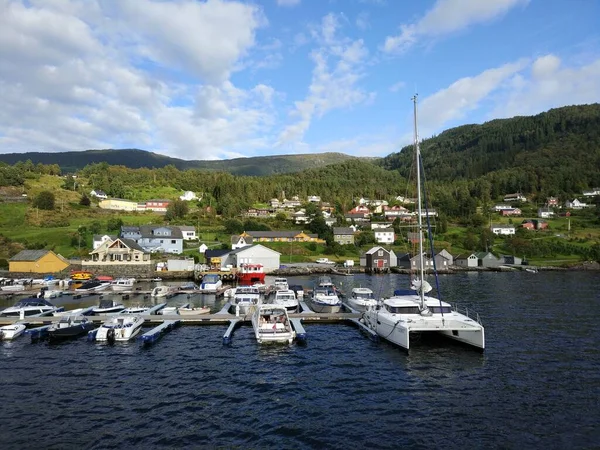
0,323 -> 27,340
121,305 -> 150,314
200,274 -> 222,293
231,286 -> 261,316
0,298 -> 62,317
289,285 -> 305,299
110,278 -> 136,292
95,315 -> 145,342
361,95 -> 485,351
41,289 -> 64,299
179,282 -> 200,291
347,287 -> 377,312
223,287 -> 236,298
0,284 -> 25,292
151,285 -> 178,298
236,263 -> 266,285
48,315 -> 95,340
310,285 -> 342,313
251,303 -> 295,344
273,289 -> 299,312
74,280 -> 111,293
92,299 -> 125,314
273,277 -> 289,291
54,307 -> 94,317
178,305 -> 211,315
158,303 -> 190,315
70,271 -> 94,281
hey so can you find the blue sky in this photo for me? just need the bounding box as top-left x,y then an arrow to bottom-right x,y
1,0 -> 599,161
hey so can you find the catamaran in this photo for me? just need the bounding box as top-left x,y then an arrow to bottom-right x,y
361,95 -> 485,351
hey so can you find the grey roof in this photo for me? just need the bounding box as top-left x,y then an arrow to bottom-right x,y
177,226 -> 196,231
9,249 -> 51,261
228,244 -> 281,256
205,249 -> 231,258
333,227 -> 354,235
93,234 -> 117,241
245,230 -> 318,239
120,238 -> 146,252
365,246 -> 387,255
231,234 -> 254,244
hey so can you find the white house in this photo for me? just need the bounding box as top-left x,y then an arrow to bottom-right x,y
492,204 -> 513,212
503,193 -> 527,202
491,224 -> 516,235
538,207 -> 555,218
565,199 -> 589,209
223,244 -> 281,272
93,234 -> 117,250
583,188 -> 600,197
90,189 -> 107,199
231,234 -> 254,250
179,191 -> 198,201
455,253 -> 478,268
374,229 -> 395,244
307,195 -> 321,203
177,225 -> 197,240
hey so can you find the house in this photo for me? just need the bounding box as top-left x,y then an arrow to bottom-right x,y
503,193 -> 527,202
166,258 -> 195,272
204,249 -> 231,270
371,222 -> 392,230
239,230 -> 325,243
582,188 -> 600,197
454,253 -> 478,268
307,195 -> 321,203
83,238 -> 151,267
98,198 -> 139,211
475,252 -> 501,268
345,212 -> 371,223
90,189 -> 107,200
177,226 -> 197,241
374,229 -> 395,244
270,198 -> 280,209
383,205 -> 410,220
501,208 -> 522,216
325,217 -> 336,227
395,196 -> 415,204
282,196 -> 302,208
348,205 -> 371,217
522,219 -> 548,230
501,255 -> 523,265
231,234 -> 254,250
9,250 -> 70,273
364,246 -> 396,272
493,204 -> 514,211
179,191 -> 198,201
437,249 -> 454,266
546,197 -> 559,207
120,225 -> 183,254
491,224 -> 516,235
93,234 -> 118,250
538,207 -> 555,219
293,210 -> 310,224
145,199 -> 171,213
333,227 -> 355,245
244,208 -> 272,218
565,199 -> 589,209
222,244 -> 281,273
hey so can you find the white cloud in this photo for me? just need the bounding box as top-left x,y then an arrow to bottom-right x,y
278,13 -> 374,144
383,0 -> 529,53
418,59 -> 528,134
356,11 -> 370,31
390,81 -> 406,92
492,55 -> 600,118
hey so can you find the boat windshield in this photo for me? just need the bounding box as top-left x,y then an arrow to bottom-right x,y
98,300 -> 114,308
15,299 -> 52,307
386,305 -> 421,314
203,274 -> 219,283
429,306 -> 452,314
353,291 -> 374,300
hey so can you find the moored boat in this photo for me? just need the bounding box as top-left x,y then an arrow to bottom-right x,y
0,323 -> 27,340
251,303 -> 295,344
151,285 -> 178,298
70,271 -> 94,281
236,263 -> 266,285
199,274 -> 222,293
92,299 -> 125,314
110,278 -> 136,292
310,285 -> 342,313
178,305 -> 211,315
347,287 -> 377,312
272,289 -> 299,312
0,298 -> 62,317
231,285 -> 261,315
121,305 -> 150,314
48,315 -> 95,340
95,315 -> 145,342
74,280 -> 111,293
273,277 -> 289,291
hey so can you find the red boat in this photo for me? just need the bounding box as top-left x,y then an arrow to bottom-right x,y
236,263 -> 265,285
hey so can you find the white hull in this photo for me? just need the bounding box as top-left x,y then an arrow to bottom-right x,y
310,302 -> 341,314
251,305 -> 295,344
151,286 -> 177,298
0,323 -> 27,340
0,285 -> 25,292
178,307 -> 210,315
346,297 -> 377,312
95,315 -> 145,341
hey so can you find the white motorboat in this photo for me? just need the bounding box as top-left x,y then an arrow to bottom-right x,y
0,284 -> 25,292
178,305 -> 211,315
48,315 -> 95,340
110,278 -> 136,292
42,289 -> 64,299
95,315 -> 145,342
251,302 -> 295,344
361,95 -> 485,351
122,305 -> 150,314
0,323 -> 27,340
223,287 -> 236,298
272,289 -> 299,312
289,285 -> 305,299
74,280 -> 111,293
158,303 -> 190,315
347,287 -> 377,312
199,274 -> 222,293
151,285 -> 178,298
310,285 -> 342,313
231,285 -> 261,316
273,277 -> 289,291
0,298 -> 61,317
92,299 -> 125,314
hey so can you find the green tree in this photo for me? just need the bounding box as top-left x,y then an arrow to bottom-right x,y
107,217 -> 123,231
79,193 -> 91,206
165,199 -> 189,220
33,190 -> 55,210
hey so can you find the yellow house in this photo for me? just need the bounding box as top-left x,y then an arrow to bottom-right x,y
9,250 -> 70,273
98,198 -> 140,211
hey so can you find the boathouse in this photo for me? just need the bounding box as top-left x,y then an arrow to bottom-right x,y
223,244 -> 281,273
364,246 -> 396,273
9,250 -> 70,273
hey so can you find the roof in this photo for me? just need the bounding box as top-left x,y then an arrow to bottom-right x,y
93,234 -> 117,241
205,249 -> 231,258
120,238 -> 146,252
244,230 -> 318,239
231,234 -> 254,244
365,246 -> 388,255
177,226 -> 196,231
333,227 -> 354,235
229,244 -> 281,257
121,225 -> 183,239
9,249 -> 52,261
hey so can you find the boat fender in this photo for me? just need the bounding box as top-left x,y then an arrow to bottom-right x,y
107,328 -> 116,344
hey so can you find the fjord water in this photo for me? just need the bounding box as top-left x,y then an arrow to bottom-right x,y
1,271 -> 599,449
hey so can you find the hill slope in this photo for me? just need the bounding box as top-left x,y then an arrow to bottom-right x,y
0,149 -> 358,176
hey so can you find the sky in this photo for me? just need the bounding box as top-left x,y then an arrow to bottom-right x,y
1,0 -> 599,161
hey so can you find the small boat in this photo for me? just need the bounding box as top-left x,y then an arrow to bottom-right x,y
200,274 -> 222,293
41,289 -> 64,299
158,303 -> 190,315
110,278 -> 136,291
0,298 -> 61,317
289,285 -> 305,299
121,305 -> 150,314
236,263 -> 266,285
273,277 -> 289,291
273,289 -> 299,312
48,315 -> 95,340
95,315 -> 145,342
96,275 -> 114,282
0,323 -> 27,340
178,305 -> 211,315
0,284 -> 25,292
231,286 -> 261,315
310,285 -> 342,313
151,277 -> 163,282
54,307 -> 94,317
252,303 -> 295,344
347,287 -> 377,312
151,285 -> 178,298
70,271 -> 94,281
179,282 -> 200,291
74,280 -> 111,293
92,299 -> 125,314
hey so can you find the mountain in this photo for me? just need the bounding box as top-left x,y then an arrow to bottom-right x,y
379,103 -> 600,195
0,149 -> 359,176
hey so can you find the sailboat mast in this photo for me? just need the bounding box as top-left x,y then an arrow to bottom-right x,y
412,94 -> 425,307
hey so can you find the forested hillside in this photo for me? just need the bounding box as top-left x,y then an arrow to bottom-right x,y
380,104 -> 600,199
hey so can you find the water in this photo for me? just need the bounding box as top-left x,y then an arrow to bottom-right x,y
1,271 -> 600,449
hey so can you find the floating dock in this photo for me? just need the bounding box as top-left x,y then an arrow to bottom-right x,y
27,324 -> 51,342
140,320 -> 181,345
222,319 -> 242,345
289,318 -> 307,343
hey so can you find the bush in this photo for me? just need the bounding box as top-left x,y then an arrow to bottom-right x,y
0,258 -> 8,269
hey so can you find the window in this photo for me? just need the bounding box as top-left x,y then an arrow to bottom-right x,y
171,240 -> 176,244
378,250 -> 383,256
